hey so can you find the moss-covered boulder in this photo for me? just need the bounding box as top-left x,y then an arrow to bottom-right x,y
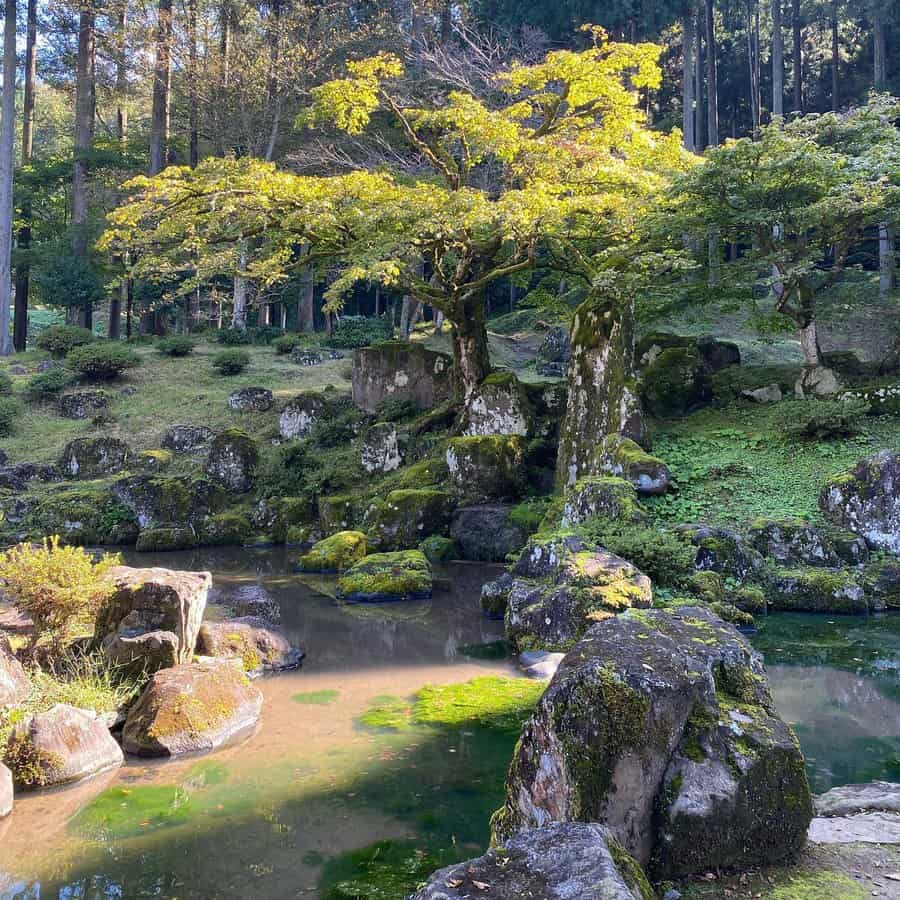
561,476 -> 644,528
204,429 -> 259,493
463,372 -> 534,437
770,567 -> 869,613
677,523 -> 766,581
59,436 -> 129,478
446,435 -> 526,504
504,535 -> 652,652
367,489 -> 453,551
600,434 -> 671,496
351,341 -> 453,413
360,422 -> 404,473
0,632 -> 30,707
864,560 -> 900,609
135,525 -> 198,552
819,451 -> 900,554
278,391 -> 327,440
136,448 -> 174,471
57,389 -> 109,420
296,530 -> 367,572
492,606 -> 813,879
412,823 -> 651,900
418,535 -> 458,563
161,423 -> 215,454
450,505 -> 528,562
196,617 -> 302,676
28,484 -> 138,545
112,474 -> 226,530
6,704 -> 124,788
639,345 -> 710,417
318,494 -> 357,534
199,511 -> 252,546
337,550 -> 432,602
481,572 -> 513,618
228,386 -> 273,412
747,517 -> 868,567
122,659 -> 263,757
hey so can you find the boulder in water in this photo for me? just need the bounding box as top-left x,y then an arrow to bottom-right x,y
337,550 -> 432,602
450,505 -> 528,562
368,490 -> 453,551
197,616 -> 302,675
769,567 -> 869,613
747,518 -> 868,567
296,530 -> 367,573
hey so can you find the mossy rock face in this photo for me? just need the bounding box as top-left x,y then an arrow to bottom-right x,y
112,474 -> 227,530
122,659 -> 263,757
481,572 -> 513,618
770,567 -> 869,613
819,450 -> 900,554
57,389 -> 109,421
278,391 -> 327,440
463,372 -> 535,437
747,518 -> 868,568
418,535 -> 458,563
318,494 -> 357,534
731,585 -> 768,614
296,530 -> 367,573
200,511 -> 252,547
677,523 -> 765,582
504,535 -> 652,652
639,345 -> 710,417
28,484 -> 139,546
360,422 -> 404,474
59,436 -> 129,479
863,559 -> 900,609
196,616 -> 302,676
600,434 -> 671,496
450,505 -> 528,563
204,429 -> 259,494
446,435 -> 526,504
337,550 -> 433,602
686,569 -> 726,603
561,476 -> 645,528
161,424 -> 215,454
135,525 -> 198,552
492,606 -> 813,880
367,489 -> 454,551
136,448 -> 174,471
411,823 -> 651,900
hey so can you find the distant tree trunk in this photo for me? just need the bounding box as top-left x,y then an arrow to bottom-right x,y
188,0 -> 199,167
683,13 -> 696,151
705,0 -> 718,147
434,309 -> 444,334
880,224 -> 896,297
799,321 -> 822,367
830,3 -> 839,111
747,0 -> 760,131
298,264 -> 314,332
440,0 -> 452,43
109,1 -> 128,341
72,1 -> 96,330
13,0 -> 37,352
508,279 -> 516,313
399,297 -> 419,338
694,9 -> 705,148
772,0 -> 784,117
263,0 -> 282,161
0,0 -> 15,355
873,13 -> 887,87
232,244 -> 248,330
792,0 -> 802,111
149,0 -> 173,175
450,297 -> 491,400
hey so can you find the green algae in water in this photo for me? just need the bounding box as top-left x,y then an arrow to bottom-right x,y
358,694 -> 414,730
292,689 -> 340,705
70,785 -> 195,840
415,677 -> 543,731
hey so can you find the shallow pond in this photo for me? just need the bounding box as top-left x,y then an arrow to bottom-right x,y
0,548 -> 897,899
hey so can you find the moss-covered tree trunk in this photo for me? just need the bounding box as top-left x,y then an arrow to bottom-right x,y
450,297 -> 491,401
555,293 -> 643,489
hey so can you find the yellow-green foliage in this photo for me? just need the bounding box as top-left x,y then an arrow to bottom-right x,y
0,537 -> 121,652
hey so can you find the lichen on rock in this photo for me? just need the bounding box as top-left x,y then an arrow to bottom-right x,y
337,550 -> 432,602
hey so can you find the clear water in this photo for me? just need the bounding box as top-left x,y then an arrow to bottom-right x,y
0,548 -> 897,898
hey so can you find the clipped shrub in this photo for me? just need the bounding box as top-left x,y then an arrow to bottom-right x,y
156,335 -> 196,357
778,398 -> 870,440
25,367 -> 71,401
36,325 -> 95,357
325,315 -> 393,350
0,397 -> 21,436
66,342 -> 140,381
211,348 -> 250,375
273,334 -> 305,355
216,327 -> 252,346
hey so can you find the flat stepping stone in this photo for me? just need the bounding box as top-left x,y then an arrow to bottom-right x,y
809,812 -> 900,844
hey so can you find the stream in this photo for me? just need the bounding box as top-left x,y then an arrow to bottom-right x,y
0,547 -> 897,899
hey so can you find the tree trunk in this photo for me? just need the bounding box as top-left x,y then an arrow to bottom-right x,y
109,4 -> 128,342
799,321 -> 822,367
232,244 -> 248,330
694,9 -> 705,148
0,0 -> 15,355
72,1 -> 96,330
792,0 -> 802,111
297,255 -> 315,332
772,0 -> 784,117
399,296 -> 419,339
879,224 -> 896,297
13,0 -> 37,352
683,13 -> 696,151
149,0 -> 173,176
873,13 -> 887,87
188,0 -> 199,167
434,309 -> 444,335
450,298 -> 491,400
747,0 -> 760,131
831,3 -> 839,112
705,0 -> 718,147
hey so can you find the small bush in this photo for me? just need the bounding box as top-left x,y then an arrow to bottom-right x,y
273,334 -> 306,355
0,537 -> 121,656
249,325 -> 283,345
25,367 -> 71,401
156,335 -> 196,357
216,327 -> 252,345
778,398 -> 870,440
212,348 -> 250,375
66,342 -> 141,380
36,325 -> 95,357
326,315 -> 393,349
0,397 -> 21,436
376,397 -> 420,423
0,372 -> 13,395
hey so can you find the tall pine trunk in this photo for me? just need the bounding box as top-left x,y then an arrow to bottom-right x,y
682,13 -> 696,151
830,3 -> 839,112
879,224 -> 896,297
188,0 -> 199,167
792,0 -> 802,111
109,0 -> 128,341
72,1 -> 96,330
450,297 -> 491,401
0,0 -> 15,355
694,9 -> 705,148
873,14 -> 887,87
705,0 -> 720,285
149,0 -> 173,176
13,0 -> 37,352
772,0 -> 784,117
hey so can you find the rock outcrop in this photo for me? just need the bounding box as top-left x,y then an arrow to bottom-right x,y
368,489 -> 453,551
599,435 -> 671,496
446,436 -> 526,504
412,823 -> 652,900
161,424 -> 215,454
747,518 -> 868,567
450,505 -> 529,562
360,423 -> 403,473
351,342 -> 453,413
769,568 -> 870,613
122,659 -> 263,757
0,633 -> 30,707
204,429 -> 258,493
809,782 -> 900,844
228,386 -> 274,412
820,451 -> 900,554
492,606 -> 813,879
279,392 -> 326,440
57,390 -> 109,420
561,476 -> 644,528
59,436 -> 129,478
5,704 -> 124,788
196,617 -> 302,675
463,372 -> 534,437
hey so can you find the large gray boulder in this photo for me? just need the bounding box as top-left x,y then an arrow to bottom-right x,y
57,390 -> 109,420
747,518 -> 868,567
161,423 -> 215,454
5,704 -> 124,788
412,823 -> 651,900
0,763 -> 11,817
196,617 -> 302,676
810,782 -> 900,845
228,386 -> 273,412
278,391 -> 326,439
503,535 -> 652,652
96,566 -> 211,673
0,633 -> 29,707
122,659 -> 263,757
59,436 -> 129,478
351,341 -> 453,413
463,373 -> 534,437
561,476 -> 645,527
204,429 -> 258,493
492,606 -> 813,879
819,451 -> 900,554
677,523 -> 766,581
360,423 -> 404,473
450,505 -> 528,562
446,436 -> 526,504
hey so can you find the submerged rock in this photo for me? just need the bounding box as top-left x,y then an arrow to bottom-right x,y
819,451 -> 900,554
561,476 -> 645,527
0,763 -> 10,817
0,633 -> 29,707
337,550 -> 432,602
161,423 -> 215,454
57,390 -> 109,420
122,659 -> 263,757
59,436 -> 129,479
278,392 -> 327,440
197,617 -> 302,676
450,505 -> 528,562
204,429 -> 259,493
492,606 -> 813,879
296,530 -> 367,573
351,342 -> 453,413
504,535 -> 652,652
446,436 -> 526,504
412,822 -> 651,900
6,704 -> 124,788
224,584 -> 281,623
